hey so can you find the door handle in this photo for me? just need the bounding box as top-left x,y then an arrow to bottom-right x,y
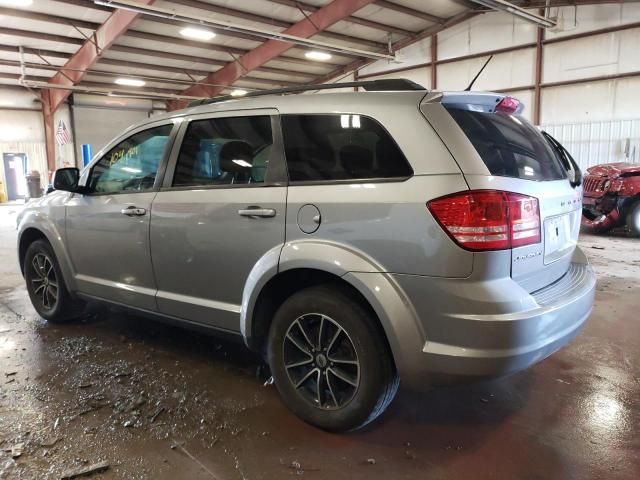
238,207 -> 276,218
121,206 -> 147,216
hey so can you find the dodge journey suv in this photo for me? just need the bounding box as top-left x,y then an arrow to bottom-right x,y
17,80 -> 596,431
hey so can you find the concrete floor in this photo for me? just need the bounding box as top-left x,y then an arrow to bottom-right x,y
0,202 -> 638,480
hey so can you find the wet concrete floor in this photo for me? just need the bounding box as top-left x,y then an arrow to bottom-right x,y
0,203 -> 638,479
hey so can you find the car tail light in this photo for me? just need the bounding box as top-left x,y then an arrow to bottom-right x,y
495,96 -> 520,114
427,190 -> 540,251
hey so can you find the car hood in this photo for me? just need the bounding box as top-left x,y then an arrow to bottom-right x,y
585,162 -> 640,178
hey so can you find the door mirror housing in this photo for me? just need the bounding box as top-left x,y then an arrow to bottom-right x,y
53,167 -> 81,192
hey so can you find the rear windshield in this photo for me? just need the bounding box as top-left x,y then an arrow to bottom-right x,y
446,107 -> 567,181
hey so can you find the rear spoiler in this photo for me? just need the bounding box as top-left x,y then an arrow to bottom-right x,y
436,92 -> 525,115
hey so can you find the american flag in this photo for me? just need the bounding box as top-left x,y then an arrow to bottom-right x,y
55,120 -> 71,146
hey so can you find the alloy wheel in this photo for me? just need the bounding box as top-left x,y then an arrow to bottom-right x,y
283,313 -> 360,410
29,253 -> 58,312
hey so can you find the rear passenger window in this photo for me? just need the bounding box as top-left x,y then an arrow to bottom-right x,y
173,116 -> 273,187
281,114 -> 412,182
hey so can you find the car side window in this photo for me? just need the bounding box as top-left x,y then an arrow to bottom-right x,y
281,114 -> 413,182
173,115 -> 273,187
88,124 -> 173,194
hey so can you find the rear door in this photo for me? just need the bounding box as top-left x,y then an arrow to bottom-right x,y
149,109 -> 287,332
422,95 -> 582,291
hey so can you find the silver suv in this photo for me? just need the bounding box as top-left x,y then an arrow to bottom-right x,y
17,81 -> 596,431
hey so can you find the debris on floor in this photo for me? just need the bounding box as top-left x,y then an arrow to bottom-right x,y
59,461 -> 109,479
39,437 -> 62,448
9,443 -> 23,458
288,460 -> 319,473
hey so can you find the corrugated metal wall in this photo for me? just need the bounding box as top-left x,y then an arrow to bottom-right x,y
543,119 -> 640,170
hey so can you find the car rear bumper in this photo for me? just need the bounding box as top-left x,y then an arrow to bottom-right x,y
391,246 -> 596,387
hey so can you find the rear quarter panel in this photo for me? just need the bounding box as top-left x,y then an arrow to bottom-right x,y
285,175 -> 473,277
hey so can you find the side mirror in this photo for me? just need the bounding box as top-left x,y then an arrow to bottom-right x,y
53,168 -> 80,192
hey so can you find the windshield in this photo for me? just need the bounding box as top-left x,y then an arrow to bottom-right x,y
446,107 -> 568,181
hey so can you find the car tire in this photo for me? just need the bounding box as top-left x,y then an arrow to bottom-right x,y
24,240 -> 85,323
626,201 -> 640,237
268,285 -> 399,432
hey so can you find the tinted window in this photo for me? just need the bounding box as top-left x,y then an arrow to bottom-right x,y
173,116 -> 272,187
446,108 -> 566,181
281,114 -> 412,182
89,124 -> 172,194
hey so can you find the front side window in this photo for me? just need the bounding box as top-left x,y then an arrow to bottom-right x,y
281,114 -> 413,182
88,124 -> 172,194
173,115 -> 273,187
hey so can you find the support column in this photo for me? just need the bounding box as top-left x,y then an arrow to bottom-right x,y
533,11 -> 544,126
41,89 -> 56,174
431,34 -> 437,89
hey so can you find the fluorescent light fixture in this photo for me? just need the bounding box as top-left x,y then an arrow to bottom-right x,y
469,0 -> 556,28
0,0 -> 34,7
180,27 -> 216,41
230,89 -> 247,97
232,159 -> 252,168
114,78 -> 145,87
340,114 -> 361,129
120,166 -> 142,173
305,51 -> 332,61
93,0 -> 393,61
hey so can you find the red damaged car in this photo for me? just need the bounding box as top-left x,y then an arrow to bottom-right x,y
582,162 -> 640,236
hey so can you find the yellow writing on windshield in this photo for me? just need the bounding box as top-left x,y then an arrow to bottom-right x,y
108,144 -> 139,166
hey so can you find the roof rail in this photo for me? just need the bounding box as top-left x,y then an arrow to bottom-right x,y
189,78 -> 427,107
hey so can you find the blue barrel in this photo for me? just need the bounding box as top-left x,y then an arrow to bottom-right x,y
81,144 -> 93,167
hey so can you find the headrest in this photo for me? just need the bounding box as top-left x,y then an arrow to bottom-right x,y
219,140 -> 254,174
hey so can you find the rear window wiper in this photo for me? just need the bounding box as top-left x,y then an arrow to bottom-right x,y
542,131 -> 582,188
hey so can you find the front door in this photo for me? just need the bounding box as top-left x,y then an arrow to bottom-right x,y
150,111 -> 287,332
65,122 -> 176,310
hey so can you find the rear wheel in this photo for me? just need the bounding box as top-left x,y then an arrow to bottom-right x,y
24,240 -> 84,323
268,285 -> 398,431
626,201 -> 640,237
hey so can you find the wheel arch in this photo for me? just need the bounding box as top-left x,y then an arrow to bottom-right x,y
17,223 -> 77,293
622,193 -> 640,210
241,241 -> 425,380
18,227 -> 49,275
247,268 -> 390,352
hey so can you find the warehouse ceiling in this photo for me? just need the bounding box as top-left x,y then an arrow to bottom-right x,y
0,0 -> 630,104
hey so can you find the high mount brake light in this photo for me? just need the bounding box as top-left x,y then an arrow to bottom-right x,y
427,190 -> 540,251
495,96 -> 520,114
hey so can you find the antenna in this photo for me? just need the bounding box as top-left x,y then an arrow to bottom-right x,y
465,55 -> 494,91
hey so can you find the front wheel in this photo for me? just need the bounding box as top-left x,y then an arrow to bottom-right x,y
627,201 -> 640,237
268,285 -> 398,431
24,240 -> 84,323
